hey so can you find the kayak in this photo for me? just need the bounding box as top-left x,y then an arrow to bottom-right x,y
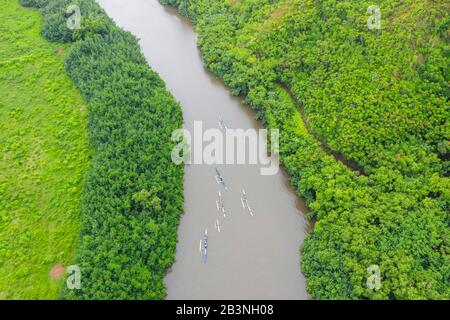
215,218 -> 221,233
216,190 -> 225,212
218,117 -> 228,130
202,229 -> 208,264
241,189 -> 254,217
215,168 -> 228,191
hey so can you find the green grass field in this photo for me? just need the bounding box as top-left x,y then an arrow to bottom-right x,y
0,0 -> 89,299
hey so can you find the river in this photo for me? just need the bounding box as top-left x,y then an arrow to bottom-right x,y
98,0 -> 311,299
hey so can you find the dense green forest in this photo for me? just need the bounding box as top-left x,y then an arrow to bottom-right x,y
20,0 -> 184,299
0,0 -> 89,299
160,0 -> 449,299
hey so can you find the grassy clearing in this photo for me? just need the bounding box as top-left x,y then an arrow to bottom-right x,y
0,0 -> 89,299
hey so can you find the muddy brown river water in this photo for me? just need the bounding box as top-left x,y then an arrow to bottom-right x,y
98,0 -> 311,299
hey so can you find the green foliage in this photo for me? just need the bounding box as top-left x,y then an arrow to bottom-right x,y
39,0 -> 111,42
19,0 -> 47,8
163,0 -> 449,299
132,189 -> 163,214
0,0 -> 89,299
72,16 -> 109,41
21,0 -> 184,299
41,12 -> 73,42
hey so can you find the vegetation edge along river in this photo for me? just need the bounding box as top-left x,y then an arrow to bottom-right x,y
159,0 -> 449,299
17,0 -> 184,299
